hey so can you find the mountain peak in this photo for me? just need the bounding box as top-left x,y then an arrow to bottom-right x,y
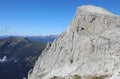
77,5 -> 114,15
28,5 -> 120,79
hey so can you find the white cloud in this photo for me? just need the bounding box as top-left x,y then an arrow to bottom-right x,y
1,26 -> 11,32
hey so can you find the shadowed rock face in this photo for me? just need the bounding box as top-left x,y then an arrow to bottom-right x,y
28,5 -> 120,79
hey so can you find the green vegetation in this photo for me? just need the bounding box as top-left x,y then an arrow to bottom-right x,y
50,76 -> 61,79
38,74 -> 109,79
73,74 -> 81,79
86,74 -> 109,79
38,73 -> 46,79
98,75 -> 110,79
91,76 -> 101,79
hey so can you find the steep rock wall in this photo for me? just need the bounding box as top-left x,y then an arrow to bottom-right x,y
28,5 -> 120,79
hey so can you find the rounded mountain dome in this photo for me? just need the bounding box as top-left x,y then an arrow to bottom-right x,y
77,5 -> 114,15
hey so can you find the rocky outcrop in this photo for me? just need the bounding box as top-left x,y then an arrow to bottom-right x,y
28,5 -> 120,79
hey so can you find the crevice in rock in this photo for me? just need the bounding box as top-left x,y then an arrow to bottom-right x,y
77,26 -> 79,33
90,16 -> 96,23
99,36 -> 111,49
70,32 -> 75,64
81,28 -> 84,30
70,59 -> 73,63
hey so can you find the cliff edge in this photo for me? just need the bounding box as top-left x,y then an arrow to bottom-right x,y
28,5 -> 120,79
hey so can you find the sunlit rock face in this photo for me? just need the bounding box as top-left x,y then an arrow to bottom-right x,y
28,5 -> 120,79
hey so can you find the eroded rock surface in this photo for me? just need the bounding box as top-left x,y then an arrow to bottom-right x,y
28,5 -> 120,79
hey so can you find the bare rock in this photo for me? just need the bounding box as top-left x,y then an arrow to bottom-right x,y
28,5 -> 120,79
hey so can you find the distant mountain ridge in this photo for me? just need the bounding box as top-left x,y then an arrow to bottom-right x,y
0,35 -> 57,43
0,35 -> 56,79
27,35 -> 57,43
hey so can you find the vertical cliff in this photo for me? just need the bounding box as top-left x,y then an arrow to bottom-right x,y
28,5 -> 120,79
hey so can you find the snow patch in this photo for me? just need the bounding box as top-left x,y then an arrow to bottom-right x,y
0,56 -> 7,63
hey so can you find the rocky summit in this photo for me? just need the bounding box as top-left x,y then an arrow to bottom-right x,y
28,5 -> 120,79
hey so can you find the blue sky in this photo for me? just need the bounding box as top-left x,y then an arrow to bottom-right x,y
0,0 -> 120,36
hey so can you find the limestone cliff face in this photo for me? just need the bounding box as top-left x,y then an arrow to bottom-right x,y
28,5 -> 120,79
